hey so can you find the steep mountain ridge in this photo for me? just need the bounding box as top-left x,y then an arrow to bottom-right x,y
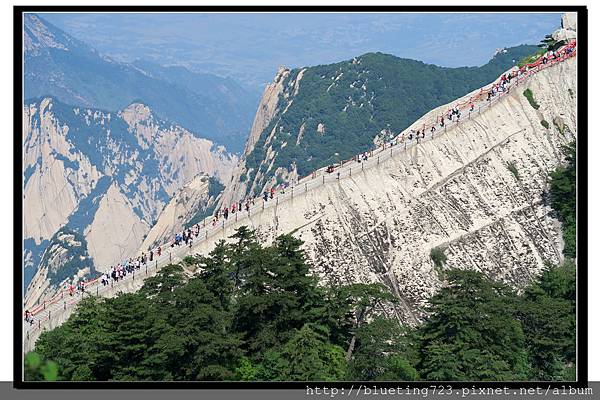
220,44 -> 540,205
23,97 -> 237,305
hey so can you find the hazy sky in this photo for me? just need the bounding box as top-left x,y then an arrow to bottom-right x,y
40,12 -> 561,90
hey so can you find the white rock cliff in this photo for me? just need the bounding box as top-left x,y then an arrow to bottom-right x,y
23,98 -> 237,306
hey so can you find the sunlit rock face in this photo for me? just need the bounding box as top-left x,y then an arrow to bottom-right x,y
191,56 -> 576,325
220,66 -> 292,206
139,173 -> 223,252
23,97 -> 237,305
562,12 -> 577,31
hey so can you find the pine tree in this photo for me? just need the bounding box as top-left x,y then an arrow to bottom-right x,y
417,270 -> 529,381
348,316 -> 419,381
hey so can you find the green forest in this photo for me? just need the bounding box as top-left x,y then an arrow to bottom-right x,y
26,141 -> 576,382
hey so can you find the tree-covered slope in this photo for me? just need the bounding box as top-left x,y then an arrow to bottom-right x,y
29,227 -> 575,382
240,45 -> 538,196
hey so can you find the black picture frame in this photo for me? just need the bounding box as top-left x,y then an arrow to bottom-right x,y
13,4 -> 589,390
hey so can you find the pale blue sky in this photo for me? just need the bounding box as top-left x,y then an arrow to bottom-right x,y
41,12 -> 561,90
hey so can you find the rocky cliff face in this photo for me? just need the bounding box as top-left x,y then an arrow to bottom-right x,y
139,173 -> 223,251
220,66 -> 292,204
23,97 -> 237,305
24,228 -> 94,310
191,56 -> 576,324
553,12 -> 577,42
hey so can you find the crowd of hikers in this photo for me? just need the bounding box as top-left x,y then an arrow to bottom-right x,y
25,41 -> 576,326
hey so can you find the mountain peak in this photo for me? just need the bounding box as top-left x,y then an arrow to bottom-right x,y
119,102 -> 155,127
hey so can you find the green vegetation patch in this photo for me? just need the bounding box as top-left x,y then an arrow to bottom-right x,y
541,120 -> 550,129
523,89 -> 540,110
507,161 -> 520,180
430,247 -> 447,269
549,142 -> 576,258
517,48 -> 545,68
30,234 -> 576,382
243,45 -> 539,197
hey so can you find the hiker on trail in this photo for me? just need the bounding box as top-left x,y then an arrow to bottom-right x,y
238,201 -> 242,212
470,103 -> 475,112
157,247 -> 162,257
440,116 -> 445,128
270,188 -> 275,198
231,203 -> 237,213
263,191 -> 269,201
224,207 -> 229,220
408,132 -> 413,141
245,201 -> 250,212
431,126 -> 436,134
421,130 -> 426,139
69,284 -> 75,296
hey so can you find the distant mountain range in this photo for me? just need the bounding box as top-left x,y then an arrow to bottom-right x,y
38,12 -> 561,90
24,13 -> 258,153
